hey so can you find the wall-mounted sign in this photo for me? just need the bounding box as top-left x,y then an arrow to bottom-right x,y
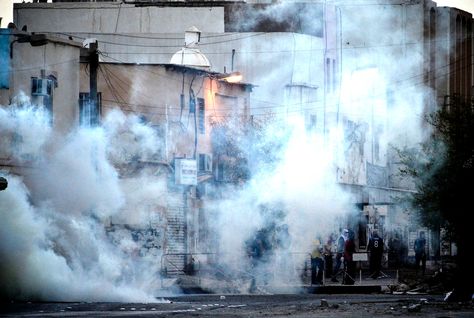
175,159 -> 197,185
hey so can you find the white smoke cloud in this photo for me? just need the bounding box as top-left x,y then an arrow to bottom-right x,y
0,93 -> 52,162
0,102 -> 167,302
1,0 -> 442,300
199,0 -> 440,293
205,117 -> 352,293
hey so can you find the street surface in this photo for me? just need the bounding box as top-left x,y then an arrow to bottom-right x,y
1,294 -> 473,317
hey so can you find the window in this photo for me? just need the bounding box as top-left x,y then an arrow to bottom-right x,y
197,97 -> 205,134
31,77 -> 54,122
0,30 -> 10,89
31,78 -> 53,96
198,153 -> 212,172
326,58 -> 331,92
79,92 -> 102,126
199,154 -> 205,171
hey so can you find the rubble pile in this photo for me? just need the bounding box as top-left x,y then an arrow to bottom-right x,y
389,267 -> 456,295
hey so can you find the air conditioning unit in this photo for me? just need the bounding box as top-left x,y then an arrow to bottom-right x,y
198,153 -> 212,173
31,78 -> 52,96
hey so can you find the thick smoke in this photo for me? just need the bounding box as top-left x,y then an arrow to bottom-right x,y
0,96 -> 166,302
200,1 -> 441,293
227,1 -> 324,36
203,115 -> 353,293
1,0 -> 446,300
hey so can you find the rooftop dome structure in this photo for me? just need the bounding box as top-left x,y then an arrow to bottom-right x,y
170,47 -> 211,70
169,26 -> 211,70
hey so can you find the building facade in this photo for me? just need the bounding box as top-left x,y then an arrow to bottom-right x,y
1,26 -> 253,276
9,0 -> 473,271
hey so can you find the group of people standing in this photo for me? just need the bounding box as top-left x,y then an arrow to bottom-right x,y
311,228 -> 357,285
311,228 -> 386,285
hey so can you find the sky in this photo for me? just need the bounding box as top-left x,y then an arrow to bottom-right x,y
435,0 -> 474,13
1,0 -> 474,28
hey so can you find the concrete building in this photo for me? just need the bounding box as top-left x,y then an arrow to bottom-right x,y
0,29 -> 82,185
12,0 -> 334,127
10,0 -> 472,268
0,29 -> 82,134
85,59 -> 253,273
332,0 -> 441,257
1,27 -> 254,275
14,1 -> 224,34
435,6 -> 473,106
333,0 -> 472,262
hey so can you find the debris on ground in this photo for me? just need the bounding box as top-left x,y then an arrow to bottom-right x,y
390,267 -> 456,296
419,298 -> 428,304
407,303 -> 422,312
444,290 -> 453,302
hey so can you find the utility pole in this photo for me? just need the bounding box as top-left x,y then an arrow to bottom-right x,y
81,40 -> 99,126
89,41 -> 99,126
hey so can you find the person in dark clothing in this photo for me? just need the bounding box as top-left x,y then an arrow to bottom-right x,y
388,233 -> 401,267
331,229 -> 348,282
342,229 -> 356,285
414,231 -> 427,275
246,229 -> 271,292
368,230 -> 384,279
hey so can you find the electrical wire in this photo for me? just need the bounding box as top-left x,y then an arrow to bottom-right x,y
98,57 -> 474,121
95,49 -> 474,113
5,43 -> 456,122
99,47 -> 473,94
0,58 -> 80,75
43,31 -> 259,40
98,64 -> 129,110
44,30 -> 468,54
44,31 -> 269,48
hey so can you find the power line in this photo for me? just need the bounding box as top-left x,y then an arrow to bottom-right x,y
95,49 -> 473,111
44,30 -> 468,52
46,32 -> 269,48
42,31 -> 252,40
3,41 -> 468,118
99,56 -> 474,118
0,58 -> 80,75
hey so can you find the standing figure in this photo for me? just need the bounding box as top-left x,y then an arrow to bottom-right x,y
246,229 -> 270,292
388,232 -> 401,267
331,229 -> 348,282
414,231 -> 427,275
323,235 -> 334,278
343,229 -> 356,285
310,238 -> 324,285
367,230 -> 384,278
